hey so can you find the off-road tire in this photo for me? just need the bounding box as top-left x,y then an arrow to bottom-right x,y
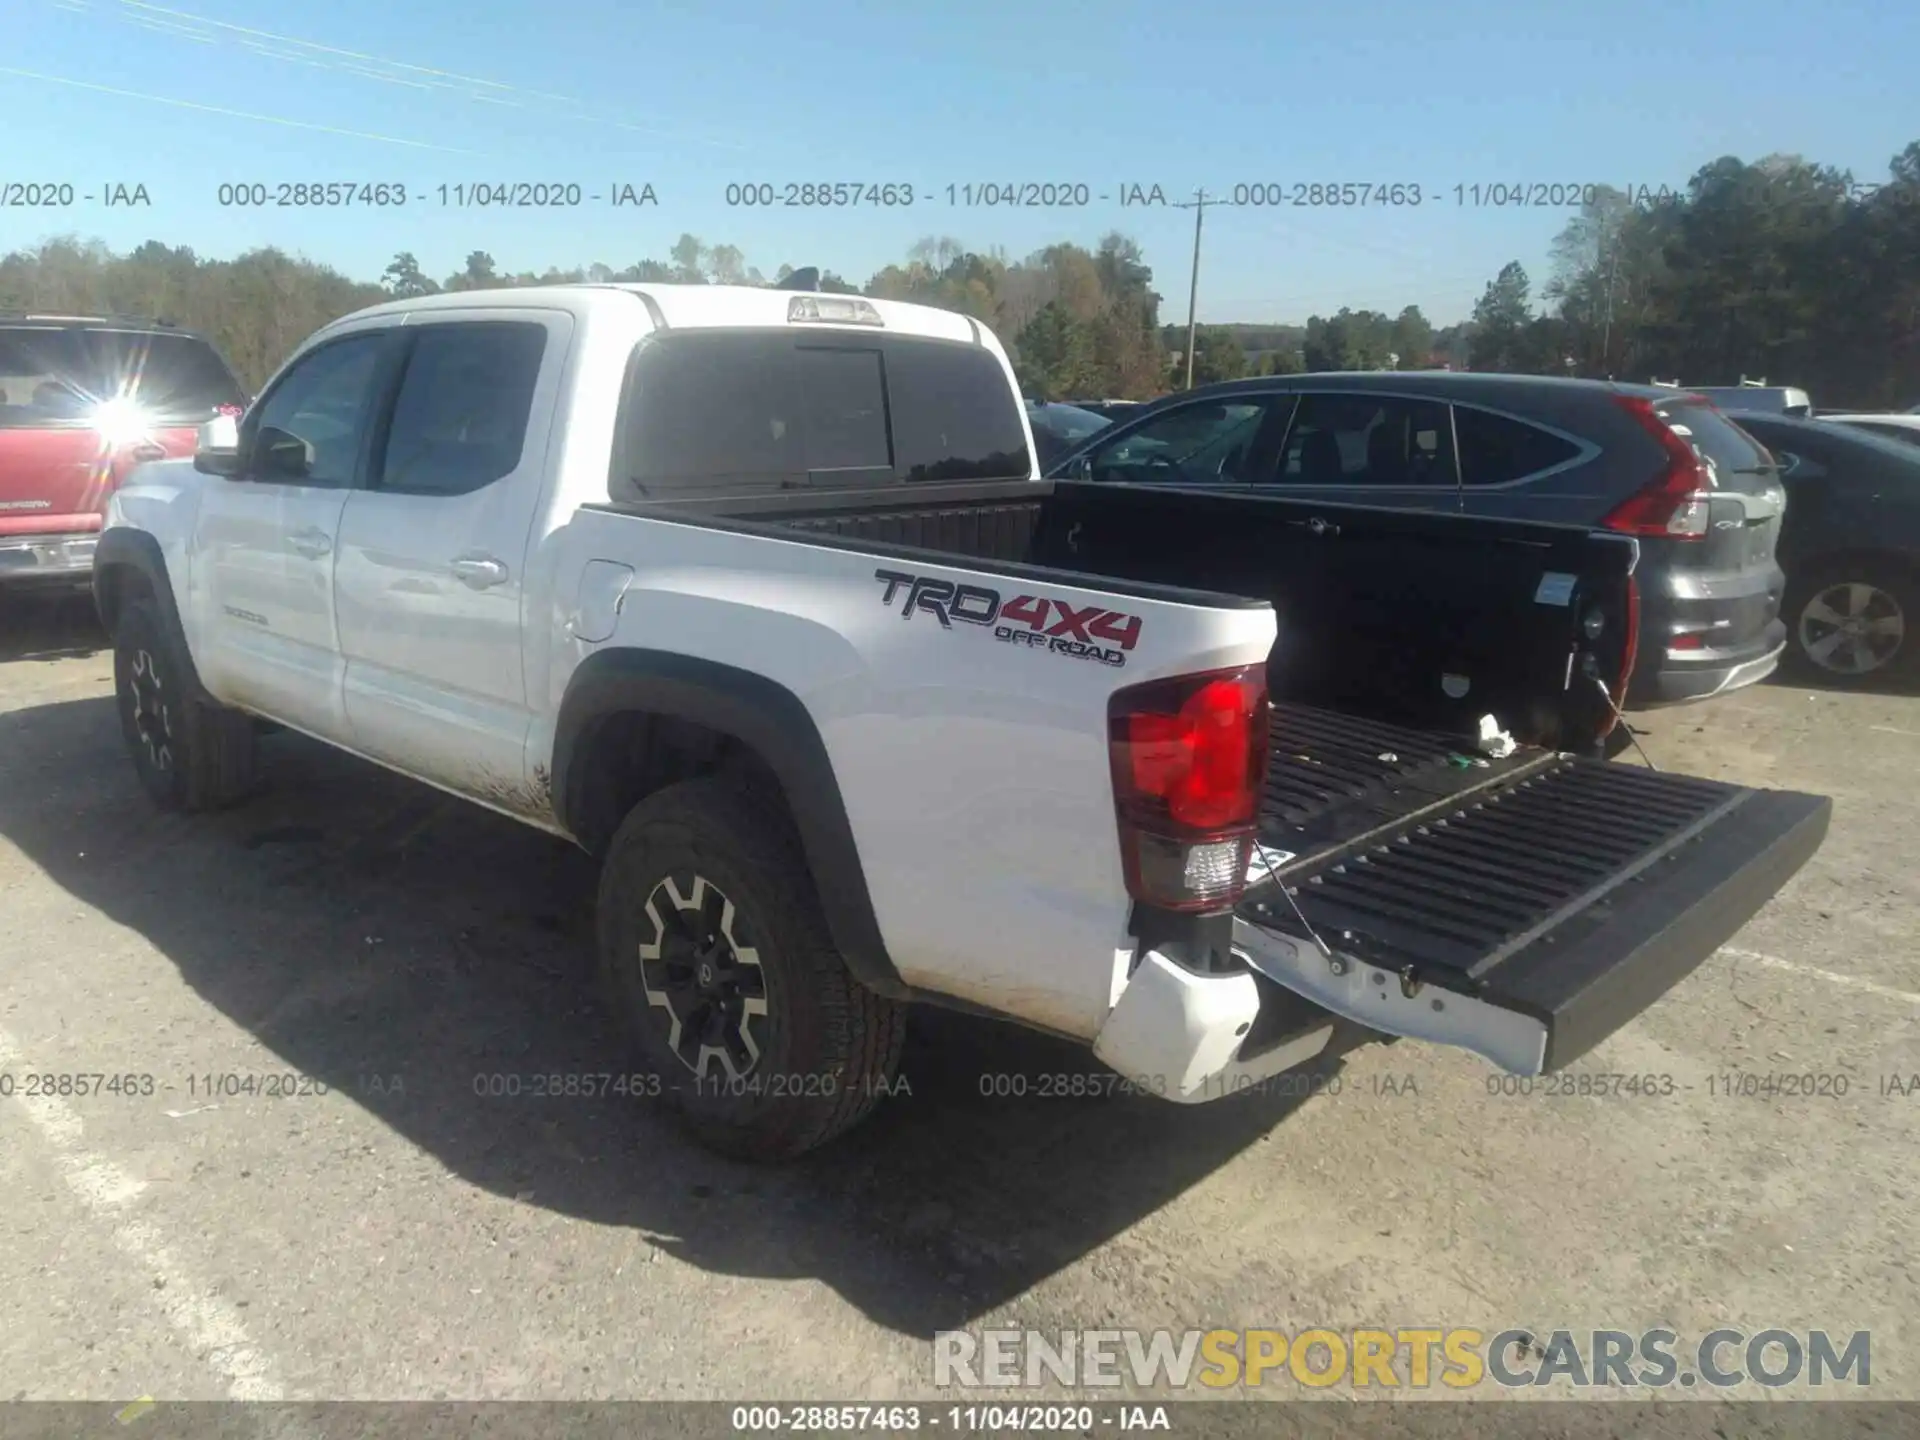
113,598 -> 257,811
595,776 -> 906,1161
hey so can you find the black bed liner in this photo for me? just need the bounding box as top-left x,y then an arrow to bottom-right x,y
1241,703 -> 1830,1068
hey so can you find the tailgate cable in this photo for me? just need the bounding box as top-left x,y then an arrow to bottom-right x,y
1251,849 -> 1425,996
1592,676 -> 1659,771
1253,847 -> 1335,961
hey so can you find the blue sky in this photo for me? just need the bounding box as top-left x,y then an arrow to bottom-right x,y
8,0 -> 1918,325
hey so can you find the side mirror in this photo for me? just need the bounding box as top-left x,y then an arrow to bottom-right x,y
255,425 -> 315,481
193,414 -> 244,476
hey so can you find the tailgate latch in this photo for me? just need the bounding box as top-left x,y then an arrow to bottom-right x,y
1398,965 -> 1423,999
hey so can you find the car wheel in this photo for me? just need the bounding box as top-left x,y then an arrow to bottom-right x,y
1785,561 -> 1917,685
112,598 -> 258,811
596,776 -> 906,1161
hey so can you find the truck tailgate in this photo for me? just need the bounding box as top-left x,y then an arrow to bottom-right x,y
1235,704 -> 1830,1072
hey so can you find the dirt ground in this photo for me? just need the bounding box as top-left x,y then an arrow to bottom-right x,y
1,591 -> 1914,1425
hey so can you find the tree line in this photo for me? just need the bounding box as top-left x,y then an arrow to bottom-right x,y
2,139 -> 1914,408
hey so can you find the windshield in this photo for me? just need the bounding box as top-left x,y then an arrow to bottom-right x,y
1033,404 -> 1111,441
0,326 -> 246,428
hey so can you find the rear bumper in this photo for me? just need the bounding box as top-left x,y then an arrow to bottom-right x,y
1634,628 -> 1786,707
0,531 -> 99,587
1090,950 -> 1338,1102
1631,557 -> 1786,708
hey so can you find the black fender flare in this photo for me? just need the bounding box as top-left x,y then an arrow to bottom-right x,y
551,648 -> 906,998
92,529 -> 214,705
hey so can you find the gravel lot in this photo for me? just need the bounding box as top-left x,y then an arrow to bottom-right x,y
1,591 -> 1915,1419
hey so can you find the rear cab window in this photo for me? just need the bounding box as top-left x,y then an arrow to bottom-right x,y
0,325 -> 245,429
612,330 -> 1031,499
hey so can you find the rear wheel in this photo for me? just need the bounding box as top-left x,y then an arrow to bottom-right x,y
595,776 -> 906,1161
1784,560 -> 1917,685
112,598 -> 257,811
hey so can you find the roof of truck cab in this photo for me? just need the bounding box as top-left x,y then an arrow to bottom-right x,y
325,283 -> 989,346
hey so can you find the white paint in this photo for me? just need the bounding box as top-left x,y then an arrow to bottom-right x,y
1721,947 -> 1920,1006
108,281 -> 1283,1046
0,1027 -> 292,1404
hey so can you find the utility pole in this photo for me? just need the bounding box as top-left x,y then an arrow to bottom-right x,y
1174,190 -> 1232,389
1601,244 -> 1618,378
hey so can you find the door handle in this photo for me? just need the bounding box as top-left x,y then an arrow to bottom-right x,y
450,554 -> 509,589
288,527 -> 332,558
1306,516 -> 1341,537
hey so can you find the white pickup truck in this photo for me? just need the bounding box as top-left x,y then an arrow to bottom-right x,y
94,281 -> 1831,1160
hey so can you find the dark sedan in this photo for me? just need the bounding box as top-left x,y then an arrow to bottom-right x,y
1723,412 -> 1920,684
1024,401 -> 1111,470
1063,399 -> 1147,423
1045,372 -> 1789,709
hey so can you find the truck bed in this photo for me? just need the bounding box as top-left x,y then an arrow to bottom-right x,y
595,477 -> 1828,1073
604,473 -> 1636,750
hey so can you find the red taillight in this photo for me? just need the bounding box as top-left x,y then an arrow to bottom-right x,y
1108,666 -> 1270,913
1604,396 -> 1711,540
1668,632 -> 1705,651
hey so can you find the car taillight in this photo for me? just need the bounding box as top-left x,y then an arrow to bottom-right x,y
1108,666 -> 1269,913
1604,395 -> 1712,539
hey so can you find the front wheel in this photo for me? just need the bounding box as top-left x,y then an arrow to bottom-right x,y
112,598 -> 257,811
1784,560 -> 1917,685
595,777 -> 906,1161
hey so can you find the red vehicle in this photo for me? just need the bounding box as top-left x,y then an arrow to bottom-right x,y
1,314 -> 247,591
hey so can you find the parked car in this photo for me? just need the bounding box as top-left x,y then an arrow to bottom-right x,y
1,314 -> 247,593
1024,400 -> 1111,469
94,285 -> 1827,1161
1720,412 -> 1920,684
1681,384 -> 1813,418
1817,412 -> 1920,450
1045,372 -> 1789,709
1065,399 -> 1146,423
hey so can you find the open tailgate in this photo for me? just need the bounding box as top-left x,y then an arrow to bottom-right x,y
1234,704 -> 1830,1073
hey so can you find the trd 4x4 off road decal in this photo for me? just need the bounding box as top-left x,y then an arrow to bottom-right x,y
873,568 -> 1141,668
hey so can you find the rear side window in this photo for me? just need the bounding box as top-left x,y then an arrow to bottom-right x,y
616,330 -> 1029,498
376,322 -> 548,496
0,326 -> 245,428
1276,394 -> 1456,487
1453,405 -> 1583,485
1656,401 -> 1773,478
